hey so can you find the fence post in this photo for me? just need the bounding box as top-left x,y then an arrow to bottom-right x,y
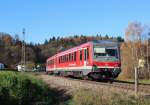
135,67 -> 138,97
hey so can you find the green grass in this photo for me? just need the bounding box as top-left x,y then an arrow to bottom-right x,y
1,71 -> 149,105
0,71 -> 70,105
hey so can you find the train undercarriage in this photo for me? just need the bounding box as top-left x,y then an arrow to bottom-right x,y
47,67 -> 121,82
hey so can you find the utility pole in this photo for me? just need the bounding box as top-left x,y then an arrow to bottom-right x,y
134,67 -> 138,97
21,28 -> 26,71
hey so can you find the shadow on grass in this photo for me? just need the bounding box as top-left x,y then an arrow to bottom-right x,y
0,86 -> 71,105
46,87 -> 71,105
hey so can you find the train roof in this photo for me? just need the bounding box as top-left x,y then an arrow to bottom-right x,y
47,40 -> 119,61
91,40 -> 118,45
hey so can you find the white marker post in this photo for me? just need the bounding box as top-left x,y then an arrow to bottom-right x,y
134,67 -> 138,97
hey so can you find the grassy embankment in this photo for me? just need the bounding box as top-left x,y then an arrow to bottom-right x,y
0,71 -> 149,105
68,88 -> 150,105
0,71 -> 70,105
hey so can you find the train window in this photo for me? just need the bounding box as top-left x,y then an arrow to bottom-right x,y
106,49 -> 117,56
64,55 -> 66,63
60,57 -> 61,63
61,56 -> 63,63
87,48 -> 89,59
61,56 -> 62,63
74,52 -> 76,61
71,53 -> 73,61
84,49 -> 87,60
80,50 -> 82,61
50,60 -> 51,65
66,55 -> 67,62
65,55 -> 67,62
66,55 -> 68,62
69,53 -> 71,61
64,55 -> 66,62
67,55 -> 69,62
59,57 -> 60,63
63,56 -> 65,63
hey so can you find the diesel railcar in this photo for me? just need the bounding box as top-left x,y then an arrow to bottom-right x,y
46,40 -> 121,80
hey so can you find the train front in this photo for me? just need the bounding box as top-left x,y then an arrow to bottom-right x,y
91,41 -> 121,80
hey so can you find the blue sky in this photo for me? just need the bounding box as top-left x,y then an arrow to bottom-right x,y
0,0 -> 150,43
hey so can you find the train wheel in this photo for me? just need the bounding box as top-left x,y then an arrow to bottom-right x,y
108,78 -> 114,84
82,75 -> 89,80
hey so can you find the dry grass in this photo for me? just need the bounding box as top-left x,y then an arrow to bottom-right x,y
68,88 -> 150,105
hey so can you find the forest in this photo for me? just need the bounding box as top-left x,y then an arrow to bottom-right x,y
0,32 -> 123,68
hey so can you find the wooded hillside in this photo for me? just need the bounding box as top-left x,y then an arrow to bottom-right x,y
0,33 -> 123,69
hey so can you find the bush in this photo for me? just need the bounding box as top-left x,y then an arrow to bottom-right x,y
0,71 -> 70,105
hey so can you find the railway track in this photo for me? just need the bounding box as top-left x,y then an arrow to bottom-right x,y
38,74 -> 150,96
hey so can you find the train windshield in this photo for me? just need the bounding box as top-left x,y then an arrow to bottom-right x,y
93,46 -> 119,62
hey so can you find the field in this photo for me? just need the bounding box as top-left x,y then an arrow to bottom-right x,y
0,71 -> 150,105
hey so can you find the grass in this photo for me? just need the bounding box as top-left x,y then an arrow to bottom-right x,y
0,71 -> 149,105
68,88 -> 150,105
0,71 -> 70,105
116,78 -> 150,85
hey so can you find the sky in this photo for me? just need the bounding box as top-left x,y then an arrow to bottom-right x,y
0,0 -> 150,43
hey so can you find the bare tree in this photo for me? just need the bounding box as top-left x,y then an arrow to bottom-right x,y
124,21 -> 150,79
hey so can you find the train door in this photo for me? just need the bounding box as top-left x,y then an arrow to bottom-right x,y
84,48 -> 88,67
79,50 -> 83,66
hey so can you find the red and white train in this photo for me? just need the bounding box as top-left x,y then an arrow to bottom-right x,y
46,40 -> 121,80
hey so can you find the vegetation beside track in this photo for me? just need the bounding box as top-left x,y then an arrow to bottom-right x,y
0,71 -> 150,105
67,88 -> 150,105
0,71 -> 70,105
116,78 -> 150,85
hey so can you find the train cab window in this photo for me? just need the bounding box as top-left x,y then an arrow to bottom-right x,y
74,52 -> 76,61
80,50 -> 82,61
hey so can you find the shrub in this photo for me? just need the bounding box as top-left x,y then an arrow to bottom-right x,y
0,71 -> 70,105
